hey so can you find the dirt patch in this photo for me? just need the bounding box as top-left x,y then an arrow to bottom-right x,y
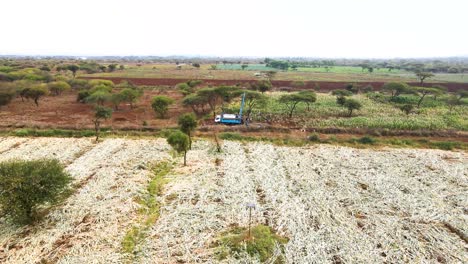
0,89 -> 185,130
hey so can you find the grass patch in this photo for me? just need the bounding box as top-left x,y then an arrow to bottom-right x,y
214,225 -> 289,262
11,128 -> 96,137
121,161 -> 173,260
429,141 -> 459,150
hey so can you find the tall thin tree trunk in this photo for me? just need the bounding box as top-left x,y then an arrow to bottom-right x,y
94,120 -> 100,142
183,151 -> 187,166
417,93 -> 426,108
188,132 -> 192,150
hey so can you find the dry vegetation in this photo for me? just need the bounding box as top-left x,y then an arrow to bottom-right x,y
0,137 -> 467,263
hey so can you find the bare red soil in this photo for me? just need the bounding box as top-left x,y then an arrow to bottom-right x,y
81,77 -> 468,92
0,90 -> 185,130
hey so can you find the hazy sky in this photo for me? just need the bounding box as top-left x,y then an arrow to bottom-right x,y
1,0 -> 467,58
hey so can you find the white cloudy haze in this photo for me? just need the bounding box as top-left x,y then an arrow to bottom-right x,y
1,0 -> 467,58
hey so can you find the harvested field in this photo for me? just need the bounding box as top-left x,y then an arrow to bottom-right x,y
0,137 -> 171,263
0,137 -> 467,263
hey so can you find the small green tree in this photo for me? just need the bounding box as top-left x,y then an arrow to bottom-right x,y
336,96 -> 347,106
66,65 -> 80,78
87,91 -> 111,106
167,130 -> 190,166
241,64 -> 248,70
119,88 -> 141,108
93,105 -> 112,141
48,81 -> 71,96
77,90 -> 91,103
382,82 -> 412,100
24,85 -> 48,107
151,95 -> 174,118
343,98 -> 362,116
178,113 -> 197,149
253,80 -> 272,94
0,159 -> 72,224
0,85 -> 15,107
177,83 -> 193,95
110,93 -> 124,110
108,64 -> 118,72
415,71 -> 434,85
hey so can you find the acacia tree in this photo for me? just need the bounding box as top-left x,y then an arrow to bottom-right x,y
151,95 -> 174,118
167,130 -> 190,166
119,88 -> 141,108
178,113 -> 197,149
251,80 -> 272,94
93,105 -> 112,142
48,81 -> 71,96
110,93 -> 124,110
86,91 -> 111,106
241,64 -> 248,70
413,87 -> 444,108
24,85 -> 48,106
415,71 -> 434,85
182,94 -> 209,114
381,82 -> 413,100
196,88 -> 220,118
66,65 -> 80,78
343,99 -> 362,116
279,94 -> 301,118
243,90 -> 267,121
297,90 -> 317,111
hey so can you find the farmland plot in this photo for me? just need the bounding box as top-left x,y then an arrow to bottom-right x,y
0,137 -> 467,263
142,141 -> 467,263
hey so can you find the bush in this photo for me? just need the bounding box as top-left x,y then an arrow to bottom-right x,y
177,83 -> 192,95
0,159 -> 72,224
357,136 -> 377,144
151,96 -> 174,118
431,141 -> 458,150
0,89 -> 15,107
308,133 -> 321,142
332,89 -> 353,97
336,96 -> 347,106
77,90 -> 91,103
219,132 -> 244,140
215,225 -> 288,262
187,80 -> 203,88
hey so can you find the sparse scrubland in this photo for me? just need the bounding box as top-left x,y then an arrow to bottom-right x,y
0,137 -> 466,263
0,58 -> 467,263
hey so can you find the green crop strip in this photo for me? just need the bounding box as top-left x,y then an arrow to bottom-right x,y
121,161 -> 173,261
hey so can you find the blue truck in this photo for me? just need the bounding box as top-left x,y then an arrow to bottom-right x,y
214,92 -> 245,125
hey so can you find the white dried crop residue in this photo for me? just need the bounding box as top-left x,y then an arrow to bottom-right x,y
142,141 -> 467,263
0,137 -> 171,263
0,137 -> 467,263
